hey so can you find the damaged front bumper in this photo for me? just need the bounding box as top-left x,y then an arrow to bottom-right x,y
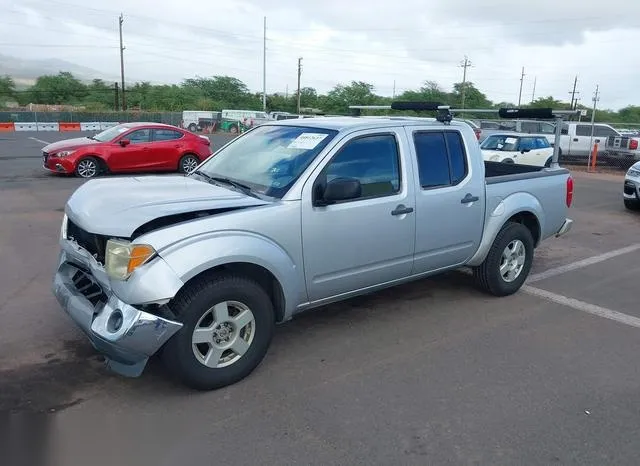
52,240 -> 183,377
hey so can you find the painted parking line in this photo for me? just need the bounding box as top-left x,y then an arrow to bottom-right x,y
523,285 -> 640,329
527,243 -> 640,283
28,137 -> 50,145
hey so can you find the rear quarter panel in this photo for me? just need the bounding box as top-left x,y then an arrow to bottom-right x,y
467,169 -> 570,266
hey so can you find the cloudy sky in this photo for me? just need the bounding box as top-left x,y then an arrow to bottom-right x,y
3,0 -> 640,110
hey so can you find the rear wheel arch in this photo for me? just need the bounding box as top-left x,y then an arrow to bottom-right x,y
506,211 -> 541,246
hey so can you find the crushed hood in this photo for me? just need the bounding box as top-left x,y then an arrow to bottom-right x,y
43,137 -> 100,153
65,175 -> 269,237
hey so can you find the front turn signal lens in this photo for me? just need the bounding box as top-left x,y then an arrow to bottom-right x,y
105,239 -> 156,280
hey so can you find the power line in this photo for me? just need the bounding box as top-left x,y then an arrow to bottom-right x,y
262,16 -> 267,112
119,13 -> 126,111
459,56 -> 472,109
517,67 -> 525,106
588,84 -> 600,167
531,76 -> 537,103
569,75 -> 579,109
297,57 -> 303,114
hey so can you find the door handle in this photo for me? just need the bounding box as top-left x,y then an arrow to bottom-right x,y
391,204 -> 414,216
595,139 -> 600,143
461,193 -> 479,204
573,138 -> 579,142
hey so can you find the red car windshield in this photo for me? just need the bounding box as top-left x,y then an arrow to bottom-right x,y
92,125 -> 130,142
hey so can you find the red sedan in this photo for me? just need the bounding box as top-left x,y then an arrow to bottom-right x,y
42,122 -> 213,178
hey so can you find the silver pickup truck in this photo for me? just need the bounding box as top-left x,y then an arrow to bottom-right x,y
52,116 -> 574,390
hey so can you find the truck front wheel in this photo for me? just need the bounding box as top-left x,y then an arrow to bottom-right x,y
162,273 -> 275,390
473,222 -> 534,296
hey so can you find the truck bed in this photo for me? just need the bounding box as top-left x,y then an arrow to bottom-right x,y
484,160 -> 562,184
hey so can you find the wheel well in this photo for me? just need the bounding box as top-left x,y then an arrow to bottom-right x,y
182,262 -> 286,323
78,155 -> 108,172
178,153 -> 199,169
507,211 -> 541,246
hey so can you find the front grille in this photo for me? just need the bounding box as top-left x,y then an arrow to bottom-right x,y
71,269 -> 106,306
624,182 -> 636,195
66,220 -> 107,264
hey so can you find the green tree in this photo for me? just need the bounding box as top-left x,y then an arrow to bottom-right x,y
27,71 -> 87,104
451,82 -> 491,109
323,81 -> 384,114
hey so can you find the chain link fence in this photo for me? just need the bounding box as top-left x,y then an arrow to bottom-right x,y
0,110 -> 182,125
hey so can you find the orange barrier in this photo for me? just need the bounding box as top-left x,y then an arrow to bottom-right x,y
59,122 -> 81,131
588,143 -> 599,172
0,122 -> 15,132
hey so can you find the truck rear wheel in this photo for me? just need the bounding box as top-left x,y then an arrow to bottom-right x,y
162,273 -> 275,390
473,222 -> 534,296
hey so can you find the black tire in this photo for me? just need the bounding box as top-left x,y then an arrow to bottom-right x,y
624,199 -> 640,211
544,157 -> 552,168
75,156 -> 100,178
162,273 -> 275,390
473,222 -> 534,297
229,124 -> 238,134
179,154 -> 199,174
188,123 -> 197,132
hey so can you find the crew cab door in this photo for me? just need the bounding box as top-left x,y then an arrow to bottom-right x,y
110,129 -> 152,171
301,128 -> 416,302
407,128 -> 485,273
150,128 -> 186,170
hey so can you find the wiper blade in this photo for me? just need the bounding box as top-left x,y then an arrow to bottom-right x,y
210,176 -> 255,195
193,169 -> 214,182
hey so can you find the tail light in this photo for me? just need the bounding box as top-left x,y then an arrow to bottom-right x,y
566,176 -> 574,207
630,139 -> 638,150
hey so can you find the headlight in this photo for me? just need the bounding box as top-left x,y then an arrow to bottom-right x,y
60,214 -> 68,240
105,239 -> 156,280
627,167 -> 640,178
55,150 -> 76,158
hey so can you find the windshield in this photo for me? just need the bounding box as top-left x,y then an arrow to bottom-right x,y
481,135 -> 519,151
193,125 -> 338,199
92,124 -> 130,142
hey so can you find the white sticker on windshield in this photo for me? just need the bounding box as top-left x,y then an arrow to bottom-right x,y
287,133 -> 328,149
504,137 -> 517,145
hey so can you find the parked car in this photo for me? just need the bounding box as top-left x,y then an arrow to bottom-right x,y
478,119 -> 557,145
52,116 -> 573,390
481,133 -> 555,167
557,122 -> 621,162
42,122 -> 213,178
181,111 -> 221,132
623,161 -> 640,210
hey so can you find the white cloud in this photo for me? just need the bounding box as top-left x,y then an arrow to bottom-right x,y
2,0 -> 640,110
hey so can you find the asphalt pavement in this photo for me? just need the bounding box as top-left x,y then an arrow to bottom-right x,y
2,131 -> 640,466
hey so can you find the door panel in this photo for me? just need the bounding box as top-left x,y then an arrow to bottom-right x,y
150,129 -> 185,170
410,129 -> 485,273
301,130 -> 416,302
110,129 -> 152,171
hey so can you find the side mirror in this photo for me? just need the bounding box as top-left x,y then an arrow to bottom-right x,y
120,139 -> 130,147
316,177 -> 361,205
521,148 -> 531,153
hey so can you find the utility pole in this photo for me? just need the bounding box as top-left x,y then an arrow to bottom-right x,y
262,16 -> 267,112
569,75 -> 579,110
459,56 -> 472,109
588,85 -> 600,167
517,66 -> 525,106
531,77 -> 537,103
119,13 -> 126,111
114,82 -> 119,111
285,84 -> 288,99
296,57 -> 302,114
392,80 -> 396,99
